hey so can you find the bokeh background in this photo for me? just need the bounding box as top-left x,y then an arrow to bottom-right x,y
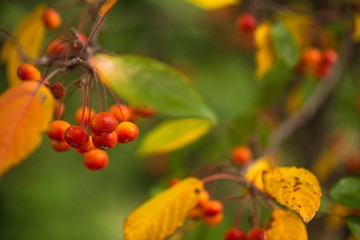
0,0 -> 359,240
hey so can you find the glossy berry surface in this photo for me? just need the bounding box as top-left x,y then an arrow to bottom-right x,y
231,145 -> 252,165
109,104 -> 132,121
236,13 -> 257,34
43,8 -> 62,29
47,120 -> 71,141
17,63 -> 41,81
64,125 -> 89,149
90,112 -> 118,135
75,136 -> 94,154
116,121 -> 139,143
203,200 -> 223,217
83,149 -> 109,170
50,140 -> 70,152
224,228 -> 246,240
92,131 -> 118,150
74,106 -> 96,125
247,227 -> 267,240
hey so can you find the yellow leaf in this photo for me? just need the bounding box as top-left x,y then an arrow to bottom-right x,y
353,14 -> 360,42
138,118 -> 213,156
0,81 -> 54,176
124,177 -> 203,240
254,23 -> 275,79
185,0 -> 240,10
245,157 -> 272,191
263,167 -> 322,223
1,5 -> 46,85
99,0 -> 118,17
279,11 -> 312,48
265,209 -> 308,240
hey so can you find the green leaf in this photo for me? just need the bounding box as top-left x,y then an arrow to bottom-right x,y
271,20 -> 299,68
89,54 -> 216,122
330,177 -> 360,208
138,118 -> 213,156
346,216 -> 360,240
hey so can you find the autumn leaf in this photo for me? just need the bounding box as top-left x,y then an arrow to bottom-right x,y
184,0 -> 240,10
265,209 -> 308,240
263,167 -> 322,223
0,81 -> 54,176
245,157 -> 272,191
1,5 -> 46,85
255,23 -> 275,79
138,118 -> 213,156
124,177 -> 203,240
98,0 -> 118,17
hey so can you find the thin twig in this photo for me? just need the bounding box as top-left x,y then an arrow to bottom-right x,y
268,35 -> 354,151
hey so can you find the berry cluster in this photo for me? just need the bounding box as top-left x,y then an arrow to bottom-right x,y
47,106 -> 140,171
224,227 -> 267,240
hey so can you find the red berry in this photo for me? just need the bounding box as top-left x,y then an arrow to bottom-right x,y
83,149 -> 109,170
75,136 -> 95,154
301,47 -> 321,67
203,213 -> 223,226
92,131 -> 118,150
247,227 -> 267,240
71,32 -> 87,51
224,228 -> 246,240
231,145 -> 252,165
203,200 -> 223,217
316,63 -> 331,79
74,106 -> 96,126
90,112 -> 118,135
236,14 -> 257,34
64,126 -> 89,149
321,49 -> 337,65
54,101 -> 65,118
43,8 -> 62,29
115,121 -> 139,143
47,39 -> 67,56
17,63 -> 41,81
47,120 -> 71,141
50,140 -> 70,152
109,104 -> 132,121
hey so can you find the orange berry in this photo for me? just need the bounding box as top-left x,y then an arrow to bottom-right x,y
75,136 -> 95,154
203,200 -> 223,217
115,121 -> 139,143
74,106 -> 96,126
247,227 -> 267,240
109,104 -> 132,121
133,106 -> 156,118
187,206 -> 204,219
197,190 -> 210,208
83,149 -> 109,170
17,63 -> 41,81
50,140 -> 70,152
54,101 -> 65,118
47,39 -> 67,56
224,228 -> 246,240
231,145 -> 252,165
92,131 -> 118,150
203,212 -> 223,226
47,120 -> 71,141
301,47 -> 321,67
64,126 -> 90,149
90,112 -> 118,135
43,8 -> 62,29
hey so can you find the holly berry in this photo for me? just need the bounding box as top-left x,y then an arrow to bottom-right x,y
64,125 -> 89,149
109,104 -> 132,121
236,13 -> 257,34
231,145 -> 252,165
224,228 -> 246,240
247,227 -> 267,240
90,112 -> 118,135
74,106 -> 96,126
17,63 -> 41,81
92,131 -> 118,150
50,140 -> 70,152
116,121 -> 139,143
83,149 -> 109,170
47,120 -> 71,141
203,200 -> 223,217
43,8 -> 62,29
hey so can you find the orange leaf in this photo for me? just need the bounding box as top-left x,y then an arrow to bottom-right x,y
1,5 -> 46,85
99,0 -> 118,17
265,209 -> 308,240
124,177 -> 203,240
262,167 -> 322,223
0,82 -> 54,176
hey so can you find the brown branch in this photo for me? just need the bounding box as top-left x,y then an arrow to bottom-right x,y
268,35 -> 355,151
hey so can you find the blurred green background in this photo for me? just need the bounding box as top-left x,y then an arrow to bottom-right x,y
0,0 -> 359,240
